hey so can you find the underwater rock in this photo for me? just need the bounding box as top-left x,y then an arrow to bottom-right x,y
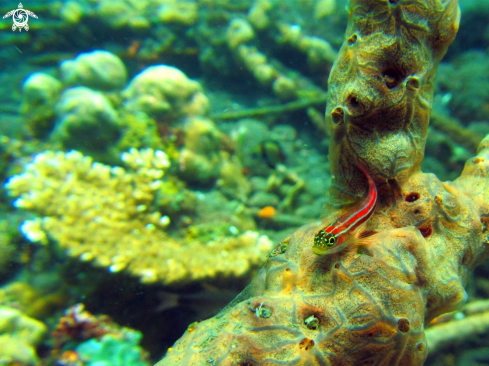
314,0 -> 337,19
59,0 -> 84,23
248,191 -> 280,208
0,280 -> 68,321
227,18 -> 255,50
178,117 -> 227,186
60,50 -> 127,91
52,86 -> 121,153
231,119 -> 293,176
0,306 -> 47,365
276,22 -> 337,72
122,65 -> 209,121
217,153 -> 251,202
157,0 -> 198,26
248,0 -> 273,30
95,0 -> 150,29
20,72 -> 62,138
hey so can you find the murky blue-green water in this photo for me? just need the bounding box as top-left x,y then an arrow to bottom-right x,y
0,0 -> 488,364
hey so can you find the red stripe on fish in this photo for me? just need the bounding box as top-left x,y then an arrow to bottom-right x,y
312,164 -> 377,255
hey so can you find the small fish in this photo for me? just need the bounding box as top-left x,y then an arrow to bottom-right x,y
312,164 -> 378,255
155,283 -> 240,320
260,140 -> 286,169
268,240 -> 289,257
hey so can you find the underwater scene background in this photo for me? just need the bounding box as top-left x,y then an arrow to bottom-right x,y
0,0 -> 488,364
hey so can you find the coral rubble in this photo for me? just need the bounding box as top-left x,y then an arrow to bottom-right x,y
157,0 -> 489,365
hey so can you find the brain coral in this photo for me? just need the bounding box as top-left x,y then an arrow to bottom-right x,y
5,148 -> 272,285
122,65 -> 209,121
60,50 -> 127,91
52,86 -> 122,153
156,0 -> 489,365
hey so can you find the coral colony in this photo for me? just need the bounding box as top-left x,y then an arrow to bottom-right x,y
2,0 -> 489,364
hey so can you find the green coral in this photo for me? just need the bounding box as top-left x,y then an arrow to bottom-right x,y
76,329 -> 150,366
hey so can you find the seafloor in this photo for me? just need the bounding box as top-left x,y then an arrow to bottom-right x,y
0,0 -> 488,365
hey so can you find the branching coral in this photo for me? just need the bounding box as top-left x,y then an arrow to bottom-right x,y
156,0 -> 489,365
5,148 -> 272,285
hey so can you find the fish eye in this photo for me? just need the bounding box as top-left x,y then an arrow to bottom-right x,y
327,236 -> 336,246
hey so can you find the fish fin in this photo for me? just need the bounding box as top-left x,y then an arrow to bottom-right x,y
342,245 -> 358,253
351,226 -> 379,248
155,291 -> 180,313
357,230 -> 378,239
336,226 -> 379,257
353,235 -> 377,248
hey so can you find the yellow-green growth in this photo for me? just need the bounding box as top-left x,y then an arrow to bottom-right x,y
0,306 -> 47,365
5,149 -> 272,285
